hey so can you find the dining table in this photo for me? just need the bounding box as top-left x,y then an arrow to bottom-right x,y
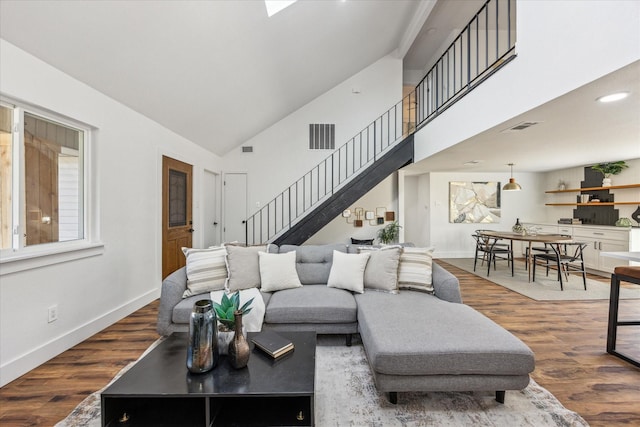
477,230 -> 574,282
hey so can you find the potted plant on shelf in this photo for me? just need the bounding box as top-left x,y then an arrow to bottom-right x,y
377,221 -> 401,244
591,161 -> 629,187
212,291 -> 254,354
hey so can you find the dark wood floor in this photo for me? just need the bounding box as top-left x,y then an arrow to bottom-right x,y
1,262 -> 638,426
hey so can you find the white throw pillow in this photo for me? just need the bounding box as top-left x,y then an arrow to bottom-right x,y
327,250 -> 370,294
398,247 -> 435,294
258,251 -> 303,292
182,246 -> 228,298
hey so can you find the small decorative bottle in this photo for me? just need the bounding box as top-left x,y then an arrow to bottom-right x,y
512,218 -> 524,234
228,310 -> 250,369
187,300 -> 219,373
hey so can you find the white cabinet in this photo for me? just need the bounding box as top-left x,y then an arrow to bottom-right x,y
572,226 -> 636,274
522,224 -> 639,274
557,225 -> 573,236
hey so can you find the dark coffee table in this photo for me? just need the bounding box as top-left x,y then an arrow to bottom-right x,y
101,331 -> 316,426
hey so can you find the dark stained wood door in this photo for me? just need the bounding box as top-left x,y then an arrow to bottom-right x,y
162,156 -> 193,279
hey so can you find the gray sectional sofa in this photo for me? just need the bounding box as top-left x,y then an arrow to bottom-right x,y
157,243 -> 534,404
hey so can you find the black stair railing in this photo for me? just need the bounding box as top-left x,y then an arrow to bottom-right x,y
245,97 -> 409,245
245,0 -> 516,245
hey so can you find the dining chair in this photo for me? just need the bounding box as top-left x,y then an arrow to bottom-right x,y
524,235 -> 571,270
472,234 -> 514,277
532,242 -> 588,290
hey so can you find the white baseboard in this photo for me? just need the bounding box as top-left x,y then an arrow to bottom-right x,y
0,288 -> 159,387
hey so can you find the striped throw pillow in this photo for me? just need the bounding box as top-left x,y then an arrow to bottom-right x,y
182,246 -> 228,297
398,247 -> 435,294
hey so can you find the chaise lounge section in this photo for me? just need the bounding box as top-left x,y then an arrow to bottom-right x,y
157,243 -> 534,403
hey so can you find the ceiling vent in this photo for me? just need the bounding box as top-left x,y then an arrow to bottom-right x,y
242,146 -> 253,153
501,121 -> 541,132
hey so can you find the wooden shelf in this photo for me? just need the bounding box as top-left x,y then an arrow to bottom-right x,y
546,184 -> 640,193
545,202 -> 640,206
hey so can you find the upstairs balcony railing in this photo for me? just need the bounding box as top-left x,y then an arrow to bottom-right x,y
245,0 -> 516,245
406,0 -> 517,132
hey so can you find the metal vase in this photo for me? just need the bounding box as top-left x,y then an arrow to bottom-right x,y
187,299 -> 219,373
228,311 -> 250,369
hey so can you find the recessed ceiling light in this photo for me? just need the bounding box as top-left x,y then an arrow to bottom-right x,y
463,160 -> 483,166
596,92 -> 629,103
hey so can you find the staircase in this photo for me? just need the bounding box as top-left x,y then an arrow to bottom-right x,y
273,135 -> 413,245
245,95 -> 412,245
244,0 -> 516,245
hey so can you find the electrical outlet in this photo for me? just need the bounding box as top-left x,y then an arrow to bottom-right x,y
48,305 -> 58,323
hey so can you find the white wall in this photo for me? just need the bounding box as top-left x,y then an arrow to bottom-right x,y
543,158 -> 640,223
221,55 -> 403,215
306,174 -> 398,245
0,40 -> 223,386
413,0 -> 640,163
403,171 -> 545,257
405,159 -> 640,258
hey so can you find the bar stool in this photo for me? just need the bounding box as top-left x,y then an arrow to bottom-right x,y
607,266 -> 640,367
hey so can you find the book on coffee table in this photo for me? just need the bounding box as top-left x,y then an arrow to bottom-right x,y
251,330 -> 294,359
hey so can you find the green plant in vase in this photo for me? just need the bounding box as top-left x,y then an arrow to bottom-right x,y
591,161 -> 628,186
377,221 -> 401,244
212,291 -> 254,332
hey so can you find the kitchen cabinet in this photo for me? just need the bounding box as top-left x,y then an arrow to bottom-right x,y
523,224 -> 639,273
571,227 -> 637,274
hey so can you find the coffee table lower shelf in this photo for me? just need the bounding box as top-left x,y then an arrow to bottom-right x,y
101,331 -> 316,427
103,394 -> 313,426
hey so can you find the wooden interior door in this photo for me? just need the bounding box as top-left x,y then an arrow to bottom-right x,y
223,173 -> 247,244
162,156 -> 193,279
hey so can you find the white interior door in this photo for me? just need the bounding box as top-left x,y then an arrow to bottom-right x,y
203,170 -> 219,247
223,173 -> 247,244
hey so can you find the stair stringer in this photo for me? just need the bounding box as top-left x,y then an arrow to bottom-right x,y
273,135 -> 414,245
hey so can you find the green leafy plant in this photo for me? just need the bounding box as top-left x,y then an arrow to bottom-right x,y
212,291 -> 254,330
377,221 -> 401,244
591,161 -> 629,177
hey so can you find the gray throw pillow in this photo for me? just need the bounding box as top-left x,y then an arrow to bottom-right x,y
358,246 -> 402,293
225,244 -> 266,291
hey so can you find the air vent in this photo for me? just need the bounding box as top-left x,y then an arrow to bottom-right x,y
501,121 -> 541,132
242,146 -> 253,153
309,124 -> 335,150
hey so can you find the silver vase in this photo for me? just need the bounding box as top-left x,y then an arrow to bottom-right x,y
186,299 -> 219,373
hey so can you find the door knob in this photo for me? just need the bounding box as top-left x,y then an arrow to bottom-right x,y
188,228 -> 194,233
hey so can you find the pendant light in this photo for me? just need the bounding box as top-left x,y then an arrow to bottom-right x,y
502,163 -> 522,191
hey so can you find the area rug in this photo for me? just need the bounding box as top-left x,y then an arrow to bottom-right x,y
441,258 -> 640,301
56,336 -> 589,427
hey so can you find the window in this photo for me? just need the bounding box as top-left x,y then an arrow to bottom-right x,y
0,100 -> 88,255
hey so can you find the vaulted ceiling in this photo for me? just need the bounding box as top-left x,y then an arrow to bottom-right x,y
1,0 -> 638,172
0,0 -> 431,156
